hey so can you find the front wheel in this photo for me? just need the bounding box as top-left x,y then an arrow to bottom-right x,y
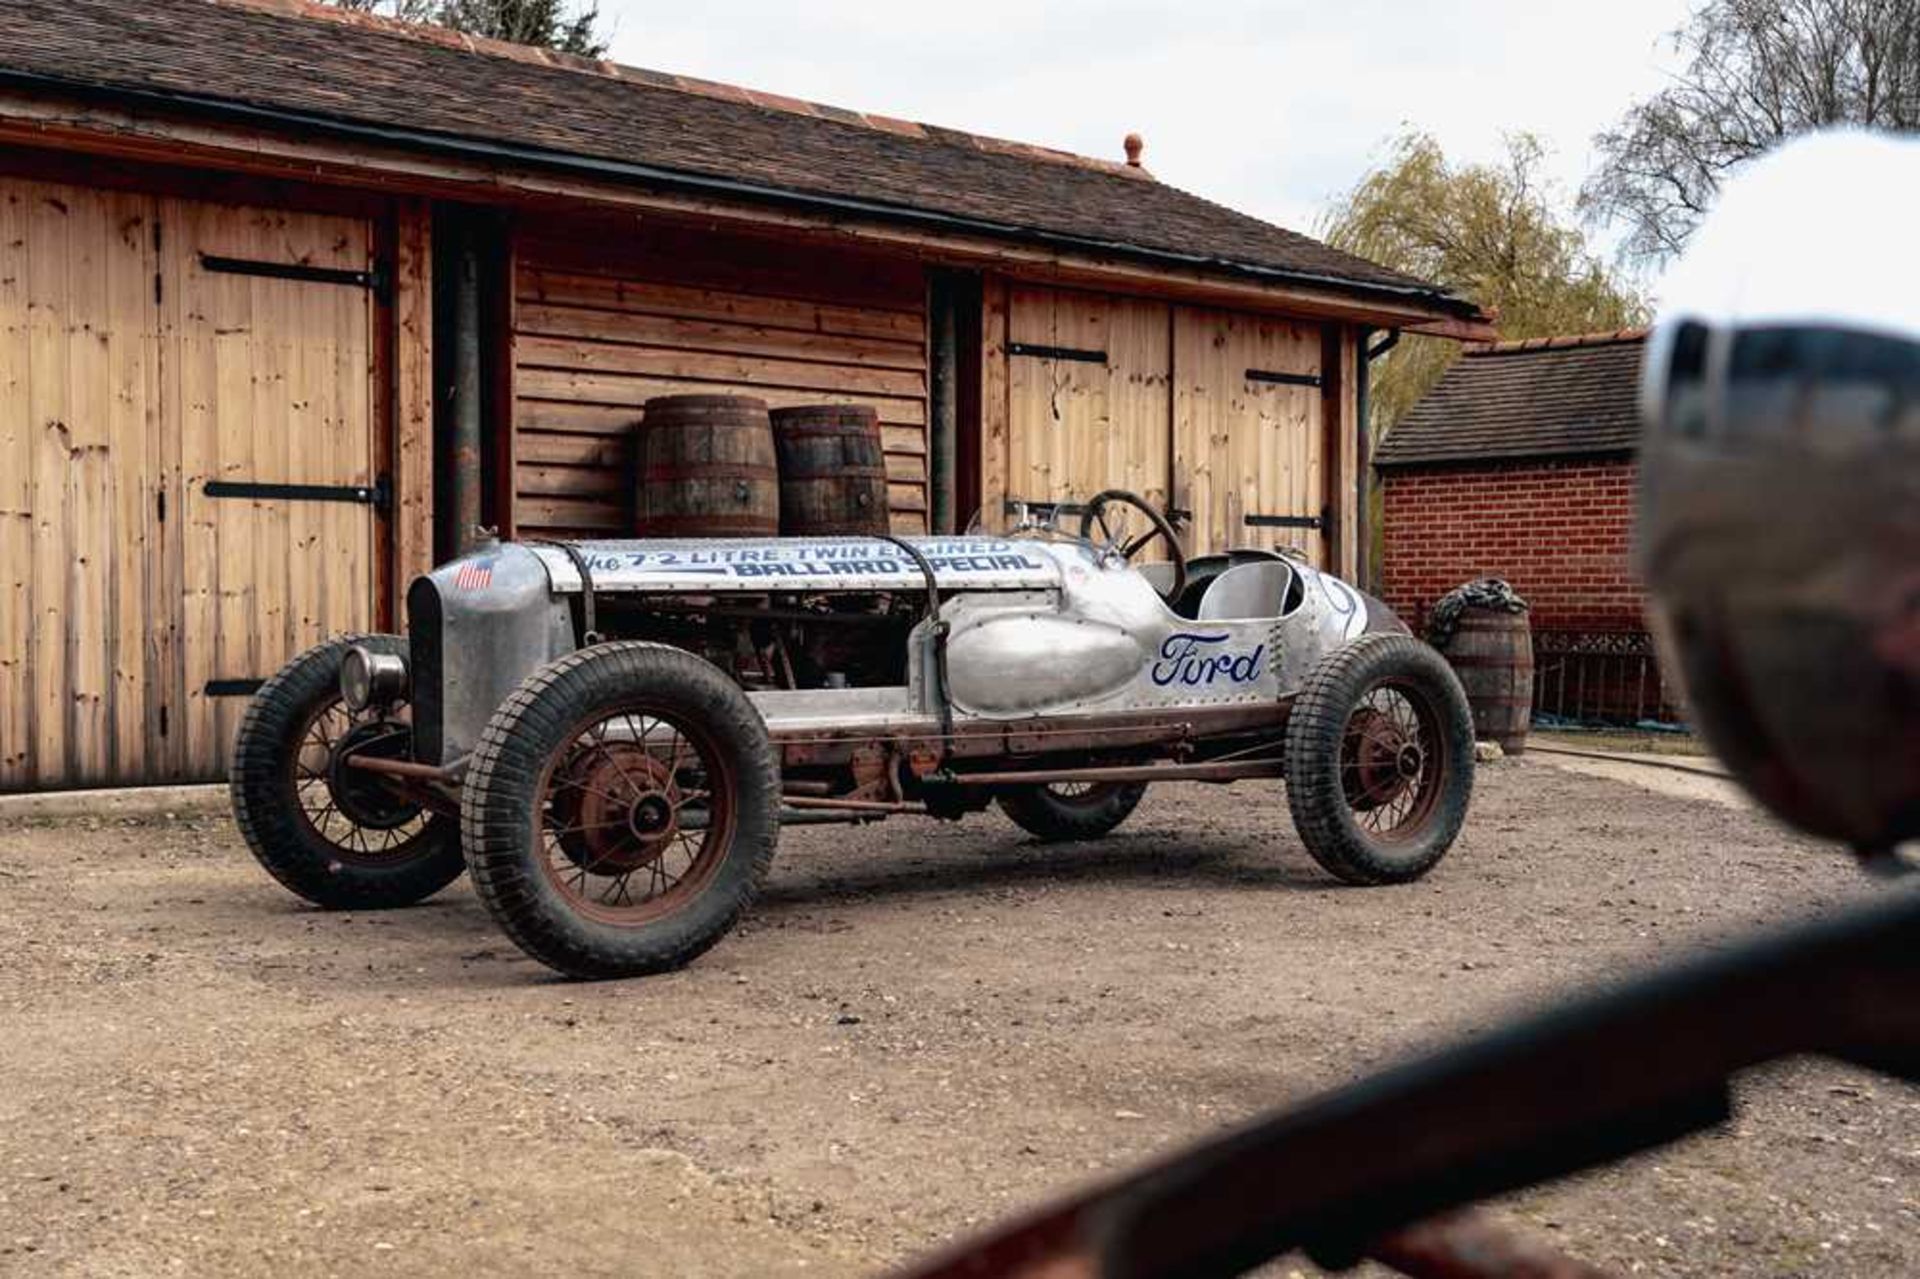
998,781 -> 1148,842
1283,634 -> 1474,885
461,642 -> 781,979
230,635 -> 464,909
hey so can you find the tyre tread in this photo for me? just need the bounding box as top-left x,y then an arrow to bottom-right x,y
1283,633 -> 1475,885
460,642 -> 780,980
230,634 -> 463,909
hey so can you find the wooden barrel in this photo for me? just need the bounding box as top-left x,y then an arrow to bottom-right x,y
770,404 -> 890,537
634,394 -> 779,537
1445,608 -> 1535,754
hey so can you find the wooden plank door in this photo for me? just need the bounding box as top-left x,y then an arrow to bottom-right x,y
1004,285 -> 1171,537
0,176 -> 167,791
1173,306 -> 1327,564
162,199 -> 380,778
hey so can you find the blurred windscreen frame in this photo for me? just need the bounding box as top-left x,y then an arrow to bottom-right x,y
1647,319 -> 1920,447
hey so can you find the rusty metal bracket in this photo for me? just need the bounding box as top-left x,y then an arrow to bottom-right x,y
529,538 -> 602,645
878,534 -> 953,746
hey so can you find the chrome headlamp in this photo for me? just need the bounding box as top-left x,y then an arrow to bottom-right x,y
340,644 -> 410,713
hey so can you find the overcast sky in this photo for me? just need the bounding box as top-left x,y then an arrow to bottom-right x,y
596,1 -> 1696,280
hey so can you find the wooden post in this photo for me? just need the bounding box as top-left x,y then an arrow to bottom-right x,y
978,275 -> 1010,528
392,198 -> 433,611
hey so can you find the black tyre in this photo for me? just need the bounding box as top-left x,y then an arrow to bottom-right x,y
230,634 -> 464,909
461,642 -> 780,980
1283,633 -> 1474,885
997,782 -> 1148,842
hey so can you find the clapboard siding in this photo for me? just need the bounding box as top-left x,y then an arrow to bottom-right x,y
512,224 -> 929,538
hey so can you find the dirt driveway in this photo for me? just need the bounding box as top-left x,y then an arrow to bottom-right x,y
2,758 -> 1915,1277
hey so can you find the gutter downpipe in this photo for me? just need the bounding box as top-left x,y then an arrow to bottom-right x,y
1356,328 -> 1401,592
928,271 -> 960,533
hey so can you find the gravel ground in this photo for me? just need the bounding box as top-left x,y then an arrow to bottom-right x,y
1,757 -> 1915,1277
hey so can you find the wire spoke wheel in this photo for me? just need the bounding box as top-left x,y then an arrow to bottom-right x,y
291,698 -> 431,865
1338,683 -> 1444,841
998,778 -> 1148,842
1284,634 -> 1475,885
462,642 -> 780,980
537,707 -> 736,927
230,635 -> 464,910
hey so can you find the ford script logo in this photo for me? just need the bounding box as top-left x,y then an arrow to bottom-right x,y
1151,632 -> 1266,687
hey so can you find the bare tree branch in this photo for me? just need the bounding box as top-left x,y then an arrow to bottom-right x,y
1582,0 -> 1920,266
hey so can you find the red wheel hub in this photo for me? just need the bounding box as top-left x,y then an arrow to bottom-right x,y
1345,707 -> 1422,812
551,744 -> 680,874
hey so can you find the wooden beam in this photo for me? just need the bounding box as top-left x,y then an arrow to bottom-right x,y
0,89 -> 1478,332
1407,314 -> 1501,343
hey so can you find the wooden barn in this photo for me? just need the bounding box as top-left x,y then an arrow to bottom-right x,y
0,0 -> 1486,792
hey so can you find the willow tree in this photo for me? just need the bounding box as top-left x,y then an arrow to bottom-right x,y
1321,132 -> 1646,440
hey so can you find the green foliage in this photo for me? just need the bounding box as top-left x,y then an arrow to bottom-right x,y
1321,132 -> 1647,440
325,0 -> 608,57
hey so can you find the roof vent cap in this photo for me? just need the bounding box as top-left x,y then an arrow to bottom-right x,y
1123,133 -> 1144,167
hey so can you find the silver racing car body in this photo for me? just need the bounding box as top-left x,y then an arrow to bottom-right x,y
232,491 -> 1474,979
405,534 -> 1377,766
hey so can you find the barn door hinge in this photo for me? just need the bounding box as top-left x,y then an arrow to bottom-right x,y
1245,367 -> 1324,389
203,474 -> 391,512
199,253 -> 390,301
1006,342 -> 1108,364
1245,509 -> 1326,531
205,679 -> 265,698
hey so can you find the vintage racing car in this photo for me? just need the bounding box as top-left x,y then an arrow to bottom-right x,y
230,489 -> 1476,978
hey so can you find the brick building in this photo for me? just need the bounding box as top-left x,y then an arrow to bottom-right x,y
1376,330 -> 1679,722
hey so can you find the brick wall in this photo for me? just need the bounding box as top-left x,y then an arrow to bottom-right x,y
1380,456 -> 1645,633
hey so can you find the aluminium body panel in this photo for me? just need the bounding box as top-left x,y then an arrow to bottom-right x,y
412,534 -> 1373,762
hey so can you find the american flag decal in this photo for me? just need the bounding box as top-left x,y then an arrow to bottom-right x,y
454,558 -> 496,591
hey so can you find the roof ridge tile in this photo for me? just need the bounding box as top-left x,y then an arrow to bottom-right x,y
1466,327 -> 1649,357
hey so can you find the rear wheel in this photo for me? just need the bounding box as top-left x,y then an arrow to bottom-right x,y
998,781 -> 1148,842
1283,634 -> 1474,885
461,642 -> 780,979
230,635 -> 464,909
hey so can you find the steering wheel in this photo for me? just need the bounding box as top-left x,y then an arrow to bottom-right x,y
1078,489 -> 1188,604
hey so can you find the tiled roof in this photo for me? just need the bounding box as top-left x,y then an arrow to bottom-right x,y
0,0 -> 1473,315
1375,330 -> 1648,468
